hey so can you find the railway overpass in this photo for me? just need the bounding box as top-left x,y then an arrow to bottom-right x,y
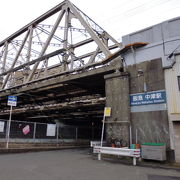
0,0 -> 126,138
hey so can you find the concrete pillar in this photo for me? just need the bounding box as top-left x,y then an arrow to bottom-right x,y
104,72 -> 130,146
0,77 -> 3,87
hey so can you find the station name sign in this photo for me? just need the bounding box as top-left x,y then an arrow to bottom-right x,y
130,90 -> 166,106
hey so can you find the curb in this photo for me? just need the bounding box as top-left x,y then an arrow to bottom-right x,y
0,146 -> 89,154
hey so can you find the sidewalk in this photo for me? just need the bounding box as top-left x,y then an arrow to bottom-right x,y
0,140 -> 89,152
94,154 -> 180,171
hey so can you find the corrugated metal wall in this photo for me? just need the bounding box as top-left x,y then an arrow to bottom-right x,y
165,55 -> 180,114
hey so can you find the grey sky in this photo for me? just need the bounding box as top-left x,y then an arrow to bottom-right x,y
0,0 -> 180,41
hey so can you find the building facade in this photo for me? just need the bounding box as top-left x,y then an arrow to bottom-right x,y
105,16 -> 180,162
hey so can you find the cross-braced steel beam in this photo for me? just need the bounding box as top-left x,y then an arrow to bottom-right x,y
0,0 -> 122,91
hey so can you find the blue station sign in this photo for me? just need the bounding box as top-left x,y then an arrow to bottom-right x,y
7,96 -> 17,106
130,90 -> 166,106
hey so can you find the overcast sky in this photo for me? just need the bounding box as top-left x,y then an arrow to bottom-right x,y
0,0 -> 180,41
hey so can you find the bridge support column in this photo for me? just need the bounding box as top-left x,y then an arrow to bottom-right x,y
0,77 -> 3,88
104,72 -> 130,146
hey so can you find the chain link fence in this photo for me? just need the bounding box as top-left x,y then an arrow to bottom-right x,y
0,119 -> 101,142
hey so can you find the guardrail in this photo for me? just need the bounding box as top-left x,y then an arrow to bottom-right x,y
93,146 -> 141,166
90,141 -> 106,147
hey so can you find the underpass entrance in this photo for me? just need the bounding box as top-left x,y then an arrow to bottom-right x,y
0,68 -> 116,143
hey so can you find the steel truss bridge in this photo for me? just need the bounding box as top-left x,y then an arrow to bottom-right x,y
0,0 -> 141,126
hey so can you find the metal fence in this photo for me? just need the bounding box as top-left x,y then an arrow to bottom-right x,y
0,119 -> 101,142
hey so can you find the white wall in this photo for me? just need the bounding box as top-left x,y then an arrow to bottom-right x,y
122,16 -> 180,68
165,55 -> 180,149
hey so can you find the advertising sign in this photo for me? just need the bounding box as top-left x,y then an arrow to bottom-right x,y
22,125 -> 30,135
46,124 -> 56,136
104,107 -> 111,117
0,121 -> 5,132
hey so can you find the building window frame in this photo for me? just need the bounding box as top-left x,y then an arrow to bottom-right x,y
178,76 -> 180,90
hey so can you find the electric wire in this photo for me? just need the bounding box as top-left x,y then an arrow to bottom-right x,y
100,0 -> 173,23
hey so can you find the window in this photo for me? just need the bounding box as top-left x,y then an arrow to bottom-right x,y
178,76 -> 180,90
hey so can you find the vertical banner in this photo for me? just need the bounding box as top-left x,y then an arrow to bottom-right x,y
46,124 -> 56,136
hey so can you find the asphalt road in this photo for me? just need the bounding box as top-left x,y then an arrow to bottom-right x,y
0,148 -> 179,180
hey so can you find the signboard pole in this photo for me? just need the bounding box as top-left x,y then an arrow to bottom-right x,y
6,95 -> 17,149
6,105 -> 12,149
100,115 -> 105,147
100,107 -> 111,147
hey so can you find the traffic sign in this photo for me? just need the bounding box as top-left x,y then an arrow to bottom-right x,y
7,96 -> 17,106
6,96 -> 17,148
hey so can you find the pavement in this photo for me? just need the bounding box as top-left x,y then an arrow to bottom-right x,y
0,148 -> 179,180
100,154 -> 180,171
